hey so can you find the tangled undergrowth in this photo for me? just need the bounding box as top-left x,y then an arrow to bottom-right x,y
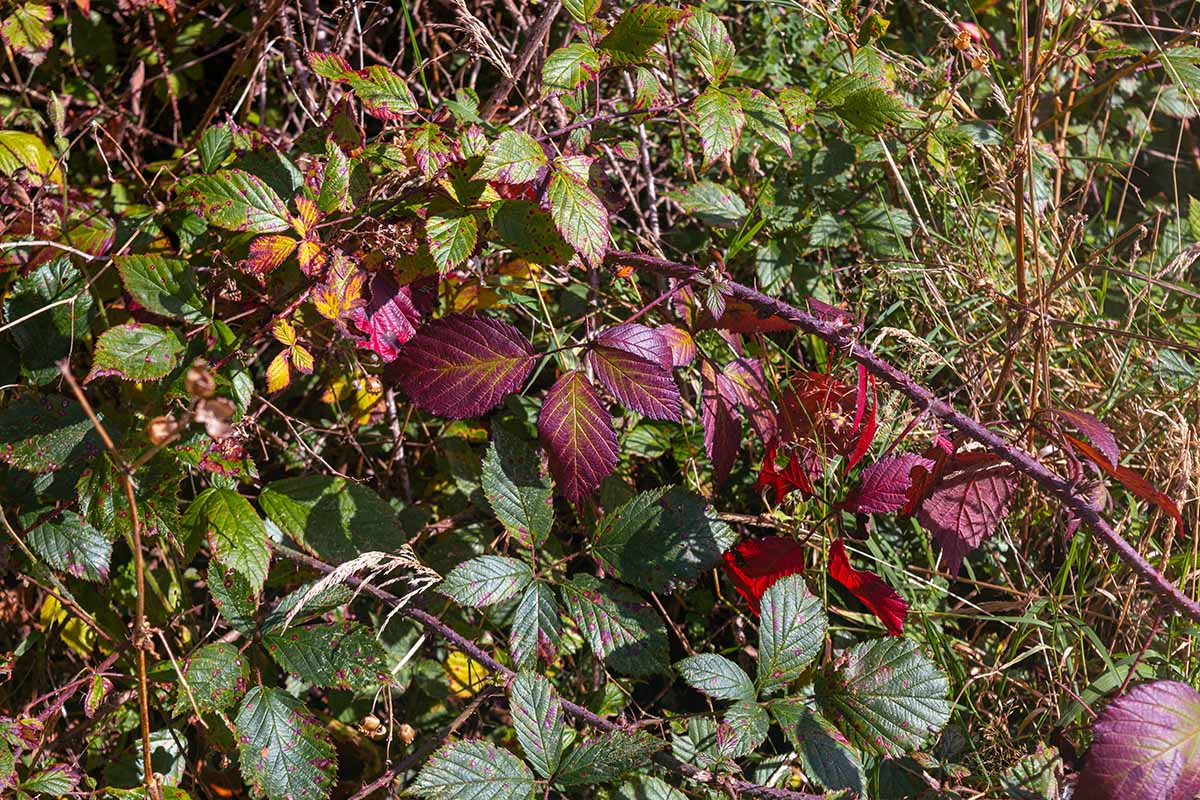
1,0 -> 1199,798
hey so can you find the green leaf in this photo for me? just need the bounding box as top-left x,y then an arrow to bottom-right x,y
778,87 -> 814,130
734,88 -> 792,155
509,672 -> 565,778
820,74 -> 912,133
769,700 -> 866,794
756,574 -> 826,696
562,0 -> 600,24
547,157 -> 608,268
675,654 -> 755,702
474,131 -> 548,185
592,486 -> 736,594
264,622 -> 389,691
20,765 -> 79,795
684,9 -> 734,82
2,257 -> 95,384
615,776 -> 686,800
174,643 -> 249,714
597,4 -> 684,63
26,512 -> 111,582
138,728 -> 188,788
667,181 -> 747,229
542,43 -> 601,95
181,168 -> 292,233
0,129 -> 60,184
186,489 -> 269,591
510,582 -> 563,670
694,86 -> 744,165
554,730 -> 660,786
260,475 -> 407,563
440,556 -> 532,607
208,563 -> 258,634
116,254 -> 207,323
198,125 -> 233,172
411,740 -> 534,800
671,716 -> 718,767
1002,744 -> 1061,800
235,687 -> 337,800
87,323 -> 185,382
262,581 -> 355,632
560,575 -> 668,676
0,394 -> 104,474
717,700 -> 769,758
426,206 -> 478,273
318,139 -> 353,214
344,65 -> 418,119
815,637 -> 951,757
481,426 -> 553,548
0,3 -> 53,66
490,200 -> 574,264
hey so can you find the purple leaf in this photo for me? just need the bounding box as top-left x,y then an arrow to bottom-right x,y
538,371 -> 618,501
724,358 -> 777,442
845,453 -> 935,514
1044,407 -> 1119,469
351,272 -> 430,362
593,323 -> 672,369
389,314 -> 536,419
586,346 -> 681,421
659,324 -> 696,367
1077,680 -> 1200,800
701,362 -> 741,487
916,455 -> 1018,575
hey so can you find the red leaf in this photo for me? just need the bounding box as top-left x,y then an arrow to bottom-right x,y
779,371 -> 862,463
389,314 -> 536,419
1043,407 -> 1119,469
593,323 -> 672,370
755,444 -> 813,502
1063,433 -> 1183,535
701,361 -> 742,487
586,345 -> 681,421
659,324 -> 696,367
828,539 -> 907,635
725,358 -> 778,442
351,272 -> 429,362
722,536 -> 807,616
538,371 -> 618,502
847,367 -> 876,468
843,453 -> 934,514
699,297 -> 796,334
915,453 -> 1018,575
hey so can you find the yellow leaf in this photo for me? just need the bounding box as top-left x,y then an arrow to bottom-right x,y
445,651 -> 489,698
39,595 -> 95,657
312,255 -> 367,321
0,130 -> 62,186
266,351 -> 292,392
292,195 -> 320,237
242,234 -> 298,275
322,375 -> 382,426
272,318 -> 298,346
291,344 -> 314,374
296,240 -> 326,276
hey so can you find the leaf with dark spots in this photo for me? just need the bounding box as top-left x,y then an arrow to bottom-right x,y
701,361 -> 741,487
390,314 -> 536,419
915,452 -> 1018,575
180,168 -> 291,233
1076,680 -> 1200,800
25,512 -> 111,582
234,687 -> 337,800
538,371 -> 618,502
828,539 -> 907,635
843,453 -> 934,514
559,574 -> 669,676
263,622 -> 389,691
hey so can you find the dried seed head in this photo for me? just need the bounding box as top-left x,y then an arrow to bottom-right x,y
953,30 -> 972,51
361,714 -> 382,733
195,397 -> 236,440
147,415 -> 180,445
398,723 -> 415,745
186,362 -> 217,399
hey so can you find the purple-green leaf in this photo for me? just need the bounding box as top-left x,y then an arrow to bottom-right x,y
390,314 -> 536,419
695,86 -> 744,166
537,371 -> 618,501
1077,680 -> 1200,800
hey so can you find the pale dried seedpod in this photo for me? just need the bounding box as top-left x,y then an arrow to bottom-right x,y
360,714 -> 386,738
953,29 -> 972,51
194,397 -> 236,440
186,361 -> 217,399
146,415 -> 180,445
398,723 -> 415,746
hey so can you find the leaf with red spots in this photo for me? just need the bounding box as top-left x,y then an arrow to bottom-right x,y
242,234 -> 298,275
180,168 -> 291,233
25,512 -> 110,582
439,555 -> 533,608
559,574 -> 669,676
390,314 -> 536,419
755,574 -> 826,696
263,622 -> 389,691
1063,433 -> 1183,536
481,425 -> 554,548
828,539 -> 908,635
0,394 -> 105,474
474,130 -> 549,185
843,453 -> 934,514
509,582 -> 563,671
695,85 -> 745,165
915,452 -> 1018,575
234,687 -> 337,800
546,156 -> 609,268
343,65 -> 417,120
586,324 -> 680,421
537,371 -> 618,502
508,672 -> 565,779
174,642 -> 249,714
1076,680 -> 1200,800
722,536 -> 807,617
87,322 -> 185,383
815,638 -> 951,758
411,740 -> 534,800
701,361 -> 741,487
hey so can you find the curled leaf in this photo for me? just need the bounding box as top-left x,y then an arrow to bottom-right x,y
828,539 -> 907,635
722,536 -> 807,616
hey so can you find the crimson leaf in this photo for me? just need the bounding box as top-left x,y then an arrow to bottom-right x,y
916,453 -> 1018,575
1077,680 -> 1200,800
1044,407 -> 1119,469
843,453 -> 934,514
828,539 -> 907,635
390,314 -> 536,419
537,371 -> 618,501
701,361 -> 741,487
350,272 -> 427,362
585,334 -> 680,422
